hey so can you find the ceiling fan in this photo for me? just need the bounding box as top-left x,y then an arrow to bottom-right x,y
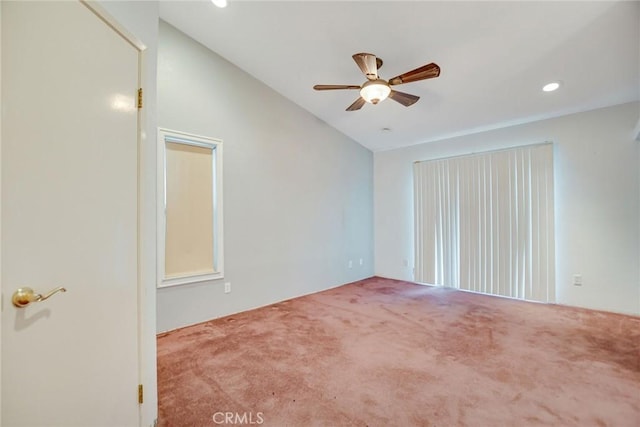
313,53 -> 441,111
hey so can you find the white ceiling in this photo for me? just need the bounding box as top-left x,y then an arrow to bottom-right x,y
159,1 -> 640,152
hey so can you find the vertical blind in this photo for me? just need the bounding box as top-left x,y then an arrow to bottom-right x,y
414,143 -> 555,303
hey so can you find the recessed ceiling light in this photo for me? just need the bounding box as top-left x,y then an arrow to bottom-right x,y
542,82 -> 561,92
211,0 -> 227,8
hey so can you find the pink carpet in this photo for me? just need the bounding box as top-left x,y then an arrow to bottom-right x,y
157,277 -> 640,426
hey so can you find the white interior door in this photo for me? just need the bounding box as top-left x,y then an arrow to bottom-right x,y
1,1 -> 140,426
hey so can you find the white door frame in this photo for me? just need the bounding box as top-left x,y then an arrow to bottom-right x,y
0,1 -> 4,418
79,3 -> 157,426
79,2 -> 151,424
0,1 -> 154,425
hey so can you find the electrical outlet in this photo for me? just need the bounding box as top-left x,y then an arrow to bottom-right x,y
224,282 -> 231,293
403,259 -> 409,267
573,274 -> 582,286
348,260 -> 353,269
359,258 -> 363,266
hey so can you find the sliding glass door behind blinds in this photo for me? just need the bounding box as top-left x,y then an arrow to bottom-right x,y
413,143 -> 555,303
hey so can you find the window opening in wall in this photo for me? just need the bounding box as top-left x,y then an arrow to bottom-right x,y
157,128 -> 223,287
413,143 -> 554,303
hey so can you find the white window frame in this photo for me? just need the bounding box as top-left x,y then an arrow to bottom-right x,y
157,128 -> 224,288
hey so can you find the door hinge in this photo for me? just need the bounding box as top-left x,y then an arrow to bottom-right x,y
138,384 -> 144,404
137,88 -> 143,109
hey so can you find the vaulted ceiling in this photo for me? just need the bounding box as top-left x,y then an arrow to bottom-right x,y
160,1 -> 640,152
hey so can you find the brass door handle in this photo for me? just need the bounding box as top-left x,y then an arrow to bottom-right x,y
12,287 -> 67,308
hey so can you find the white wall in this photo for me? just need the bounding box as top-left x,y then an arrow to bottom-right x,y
375,102 -> 640,315
157,21 -> 374,332
94,2 -> 159,425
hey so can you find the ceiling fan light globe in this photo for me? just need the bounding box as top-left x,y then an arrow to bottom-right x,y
211,0 -> 228,8
360,80 -> 391,104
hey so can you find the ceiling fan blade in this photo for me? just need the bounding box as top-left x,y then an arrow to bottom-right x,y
389,90 -> 420,107
388,62 -> 440,86
346,97 -> 366,111
314,84 -> 361,91
352,53 -> 379,80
